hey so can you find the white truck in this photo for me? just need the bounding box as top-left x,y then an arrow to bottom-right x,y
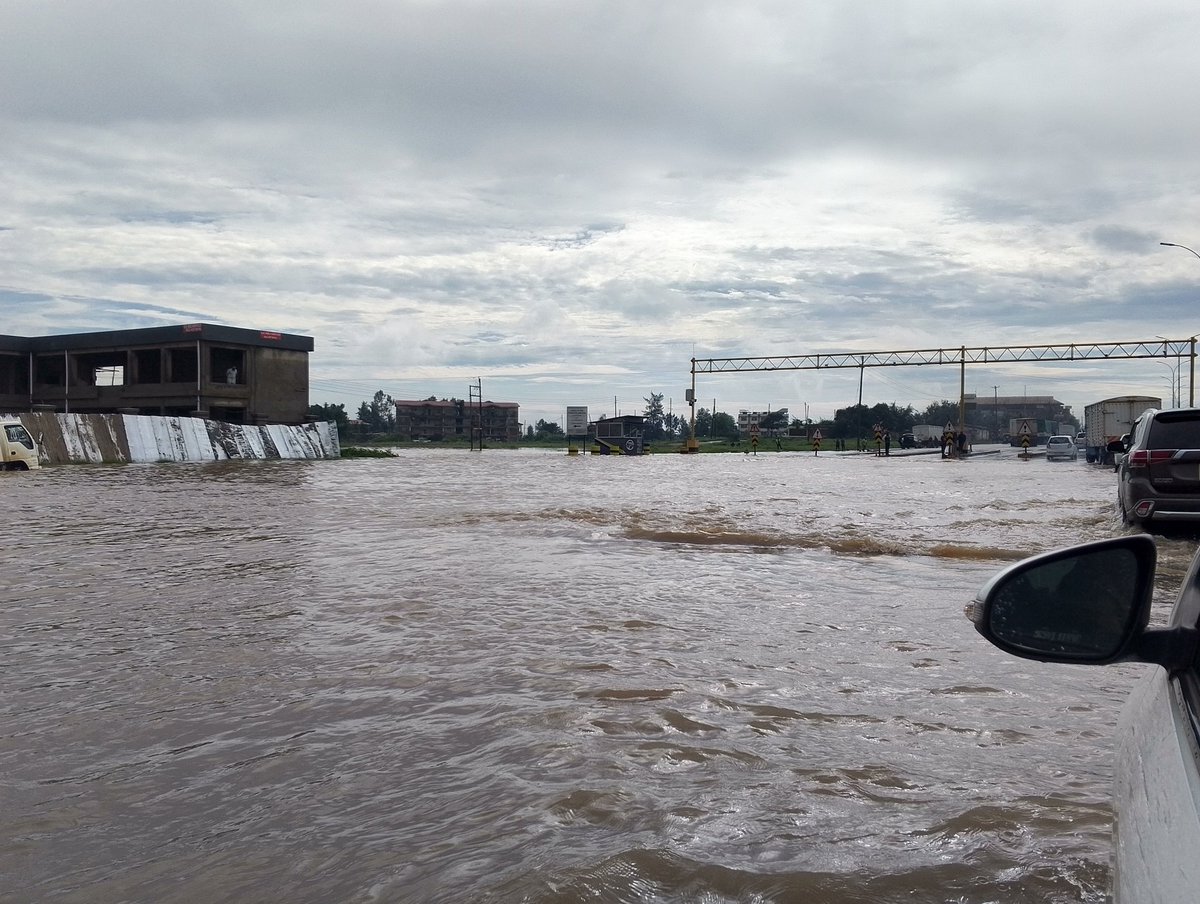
1,419 -> 40,470
1082,396 -> 1161,464
910,424 -> 944,447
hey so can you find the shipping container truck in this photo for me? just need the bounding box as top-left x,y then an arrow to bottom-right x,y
1082,396 -> 1161,464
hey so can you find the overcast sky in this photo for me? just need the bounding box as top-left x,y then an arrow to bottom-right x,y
3,1 -> 1199,427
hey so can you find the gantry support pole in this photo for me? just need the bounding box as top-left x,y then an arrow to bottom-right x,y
958,347 -> 967,436
687,358 -> 699,452
1191,337 -> 1197,407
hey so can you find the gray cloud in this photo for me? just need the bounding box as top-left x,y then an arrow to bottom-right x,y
3,1 -> 1200,425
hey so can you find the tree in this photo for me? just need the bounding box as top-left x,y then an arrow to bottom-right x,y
921,400 -> 961,429
355,390 -> 397,433
758,410 -> 789,432
663,413 -> 689,438
534,419 -> 563,437
372,390 -> 396,431
692,407 -> 737,438
831,404 -> 868,439
831,402 -> 917,439
356,401 -> 376,431
308,403 -> 349,433
643,392 -> 666,440
712,411 -> 738,438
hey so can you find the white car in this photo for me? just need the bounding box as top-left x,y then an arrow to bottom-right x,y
968,535 -> 1200,903
1044,434 -> 1077,460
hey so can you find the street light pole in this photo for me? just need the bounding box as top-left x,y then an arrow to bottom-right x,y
1159,243 -> 1200,405
1156,335 -> 1181,407
1155,360 -> 1180,407
1161,241 -> 1200,260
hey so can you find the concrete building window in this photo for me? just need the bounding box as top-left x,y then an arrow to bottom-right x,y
76,351 -> 127,386
0,355 -> 28,394
168,348 -> 197,384
133,349 -> 162,384
210,347 -> 245,385
35,355 -> 65,386
95,365 -> 124,386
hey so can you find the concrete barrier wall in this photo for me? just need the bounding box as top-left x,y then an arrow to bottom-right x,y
6,412 -> 340,465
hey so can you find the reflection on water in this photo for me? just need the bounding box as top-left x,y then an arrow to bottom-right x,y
1,449 -> 1181,903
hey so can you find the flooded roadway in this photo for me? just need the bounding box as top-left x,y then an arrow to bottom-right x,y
4,447 -> 1193,903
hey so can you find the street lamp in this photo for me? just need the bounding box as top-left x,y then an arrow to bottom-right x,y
1161,241 -> 1200,260
1159,244 -> 1200,406
1155,359 -> 1181,407
1156,336 -> 1183,404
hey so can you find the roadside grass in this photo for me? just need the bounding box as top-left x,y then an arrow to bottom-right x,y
339,435 -> 843,455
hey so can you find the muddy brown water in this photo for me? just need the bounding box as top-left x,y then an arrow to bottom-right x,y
4,448 -> 1191,903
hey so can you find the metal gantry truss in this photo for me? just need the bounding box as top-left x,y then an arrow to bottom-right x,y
693,338 -> 1196,374
692,338 -> 1197,406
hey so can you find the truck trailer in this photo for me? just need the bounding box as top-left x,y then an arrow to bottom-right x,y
1082,396 -> 1161,464
910,424 -> 945,447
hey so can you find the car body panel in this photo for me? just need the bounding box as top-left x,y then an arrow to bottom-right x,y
1146,449 -> 1200,493
1113,671 -> 1200,903
969,535 -> 1200,902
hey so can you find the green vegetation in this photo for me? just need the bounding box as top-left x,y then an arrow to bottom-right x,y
527,418 -> 565,439
648,437 -> 825,454
308,402 -> 349,432
315,387 -> 1078,455
340,446 -> 399,458
691,407 -> 739,439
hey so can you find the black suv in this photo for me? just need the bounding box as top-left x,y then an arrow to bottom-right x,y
1113,407 -> 1200,527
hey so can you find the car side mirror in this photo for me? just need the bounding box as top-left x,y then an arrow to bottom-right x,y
1106,439 -> 1127,453
967,536 -> 1157,664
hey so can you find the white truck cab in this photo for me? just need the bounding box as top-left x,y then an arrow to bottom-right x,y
1,420 -> 40,470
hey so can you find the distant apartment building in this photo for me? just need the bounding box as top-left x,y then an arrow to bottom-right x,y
394,398 -> 521,442
965,393 -> 1076,432
0,323 -> 313,424
737,408 -> 789,436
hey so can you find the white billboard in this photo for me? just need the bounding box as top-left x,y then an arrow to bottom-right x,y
565,406 -> 589,436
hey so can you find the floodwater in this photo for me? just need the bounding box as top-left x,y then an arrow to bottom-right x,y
3,447 -> 1194,904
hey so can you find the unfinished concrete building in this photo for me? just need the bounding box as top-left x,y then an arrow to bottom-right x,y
0,323 -> 314,425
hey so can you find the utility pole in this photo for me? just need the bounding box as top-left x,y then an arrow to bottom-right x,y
469,378 -> 483,451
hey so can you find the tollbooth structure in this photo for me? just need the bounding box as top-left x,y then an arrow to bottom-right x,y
0,323 -> 313,425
